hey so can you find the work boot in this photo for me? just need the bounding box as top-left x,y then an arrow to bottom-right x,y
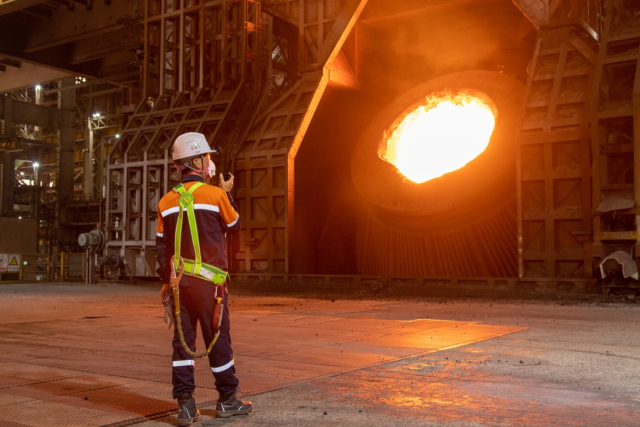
215,393 -> 253,418
177,392 -> 200,426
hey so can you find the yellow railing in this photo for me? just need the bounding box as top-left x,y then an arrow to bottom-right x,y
58,252 -> 85,282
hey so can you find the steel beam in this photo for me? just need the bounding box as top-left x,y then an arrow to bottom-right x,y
0,0 -> 48,17
0,97 -> 71,129
23,24 -> 126,53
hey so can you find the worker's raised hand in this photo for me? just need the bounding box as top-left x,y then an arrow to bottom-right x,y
219,173 -> 234,192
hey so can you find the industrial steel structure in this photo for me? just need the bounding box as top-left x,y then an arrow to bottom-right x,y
1,0 -> 639,289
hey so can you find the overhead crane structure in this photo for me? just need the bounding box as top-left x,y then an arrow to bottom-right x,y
1,0 -> 640,288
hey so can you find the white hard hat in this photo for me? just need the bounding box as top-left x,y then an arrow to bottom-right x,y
172,132 -> 214,161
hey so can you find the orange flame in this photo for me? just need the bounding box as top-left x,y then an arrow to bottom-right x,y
381,91 -> 497,184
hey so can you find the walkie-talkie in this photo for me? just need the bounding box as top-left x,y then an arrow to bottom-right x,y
211,145 -> 232,181
223,159 -> 233,181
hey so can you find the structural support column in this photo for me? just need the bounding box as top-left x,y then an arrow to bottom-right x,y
96,136 -> 105,200
0,152 -> 14,216
57,77 -> 76,226
34,85 -> 43,140
1,97 -> 15,217
83,118 -> 94,201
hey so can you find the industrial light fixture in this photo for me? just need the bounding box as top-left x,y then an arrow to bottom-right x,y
115,134 -> 120,138
33,162 -> 39,168
92,112 -> 101,118
35,85 -> 41,90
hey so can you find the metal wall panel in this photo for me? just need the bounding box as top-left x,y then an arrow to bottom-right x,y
516,0 -> 603,278
590,2 -> 640,269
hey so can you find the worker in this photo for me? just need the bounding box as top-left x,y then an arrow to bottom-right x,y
156,132 -> 252,425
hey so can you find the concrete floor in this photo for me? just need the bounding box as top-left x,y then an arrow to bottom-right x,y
0,283 -> 639,426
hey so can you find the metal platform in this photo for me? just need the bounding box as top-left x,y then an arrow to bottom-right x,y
0,284 -> 524,426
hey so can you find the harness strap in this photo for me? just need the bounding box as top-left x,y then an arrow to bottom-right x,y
169,181 -> 227,359
173,182 -> 205,274
172,182 -> 229,285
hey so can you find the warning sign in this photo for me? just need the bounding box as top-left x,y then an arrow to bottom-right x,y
0,254 -> 7,273
7,254 -> 20,273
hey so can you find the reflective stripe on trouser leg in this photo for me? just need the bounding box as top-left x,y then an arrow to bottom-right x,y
173,360 -> 195,367
211,359 -> 234,373
171,289 -> 199,399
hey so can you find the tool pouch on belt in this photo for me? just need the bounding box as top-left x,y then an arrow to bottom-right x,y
212,284 -> 225,334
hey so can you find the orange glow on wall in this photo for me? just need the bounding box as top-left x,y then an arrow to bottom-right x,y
381,92 -> 497,184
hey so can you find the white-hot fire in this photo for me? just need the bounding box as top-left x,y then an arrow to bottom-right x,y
381,91 -> 496,184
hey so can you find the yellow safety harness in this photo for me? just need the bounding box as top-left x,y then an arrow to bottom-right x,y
170,182 -> 228,358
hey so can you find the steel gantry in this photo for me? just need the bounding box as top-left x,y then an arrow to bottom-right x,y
106,0 -> 367,275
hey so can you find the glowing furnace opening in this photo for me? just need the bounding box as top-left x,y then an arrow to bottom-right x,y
380,91 -> 497,184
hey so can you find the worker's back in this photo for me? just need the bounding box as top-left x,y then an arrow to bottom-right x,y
156,176 -> 241,284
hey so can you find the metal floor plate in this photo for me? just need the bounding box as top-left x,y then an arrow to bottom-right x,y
0,290 -> 525,427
